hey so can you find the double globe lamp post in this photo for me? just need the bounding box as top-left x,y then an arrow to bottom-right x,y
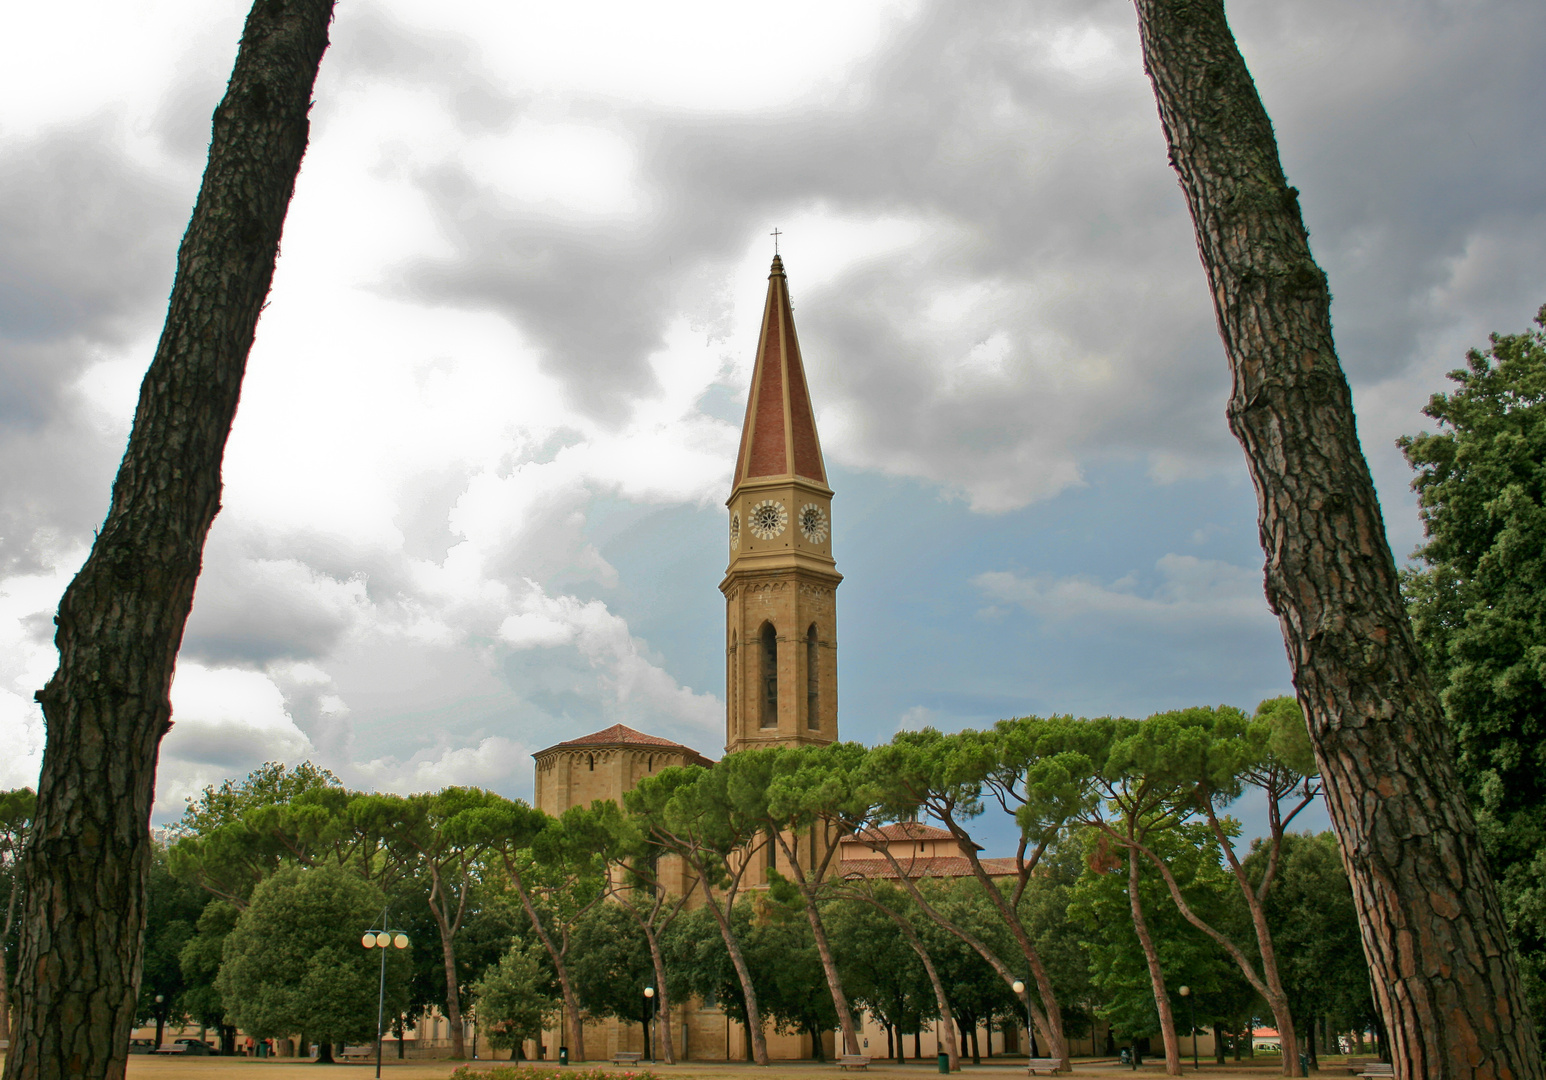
361,917 -> 410,1078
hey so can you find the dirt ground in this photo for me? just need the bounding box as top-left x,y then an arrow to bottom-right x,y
0,1053 -> 1371,1080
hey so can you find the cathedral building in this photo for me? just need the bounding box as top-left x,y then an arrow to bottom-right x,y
526,256 -> 1032,1063
534,252 -> 840,815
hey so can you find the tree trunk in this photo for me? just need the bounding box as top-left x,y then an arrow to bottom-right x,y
316,1043 -> 335,1065
506,867 -> 585,1062
426,867 -> 469,1059
868,844 -> 1063,1068
0,5 -> 334,1080
775,830 -> 861,1057
698,882 -> 768,1066
803,890 -> 860,1056
437,927 -> 465,1058
642,924 -> 675,1064
1127,848 -> 1182,1076
1128,3 -> 1543,1078
945,833 -> 1070,1070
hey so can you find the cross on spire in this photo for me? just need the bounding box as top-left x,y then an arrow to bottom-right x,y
770,227 -> 782,256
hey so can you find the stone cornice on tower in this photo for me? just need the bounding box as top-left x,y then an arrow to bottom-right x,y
731,255 -> 829,495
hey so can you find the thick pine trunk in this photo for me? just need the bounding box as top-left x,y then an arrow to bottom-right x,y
1128,3 -> 1543,1078
0,4 -> 333,1080
1127,848 -> 1182,1076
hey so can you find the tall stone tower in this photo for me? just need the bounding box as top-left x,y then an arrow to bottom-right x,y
722,255 -> 840,754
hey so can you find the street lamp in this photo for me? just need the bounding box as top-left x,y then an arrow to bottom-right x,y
1011,980 -> 1037,1060
362,908 -> 410,1079
643,987 -> 656,1063
154,994 -> 166,1051
1178,986 -> 1197,1071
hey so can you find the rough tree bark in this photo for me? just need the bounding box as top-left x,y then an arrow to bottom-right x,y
1,3 -> 335,1079
1129,2 -> 1543,1077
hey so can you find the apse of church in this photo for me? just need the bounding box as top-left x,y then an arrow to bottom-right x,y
721,256 -> 841,755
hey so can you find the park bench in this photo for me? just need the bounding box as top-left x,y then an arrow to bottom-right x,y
611,1051 -> 643,1066
152,1045 -> 187,1055
1027,1058 -> 1061,1075
837,1055 -> 870,1070
1358,1065 -> 1393,1079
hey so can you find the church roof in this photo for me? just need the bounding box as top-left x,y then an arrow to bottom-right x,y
533,724 -> 715,765
732,255 -> 827,490
843,822 -> 957,844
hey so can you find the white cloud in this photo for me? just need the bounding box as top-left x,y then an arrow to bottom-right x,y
155,664 -> 317,816
974,553 -> 1270,627
352,735 -> 532,796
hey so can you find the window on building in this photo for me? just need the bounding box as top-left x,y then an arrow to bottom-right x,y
806,624 -> 819,729
729,631 -> 738,732
760,622 -> 778,728
587,754 -> 594,771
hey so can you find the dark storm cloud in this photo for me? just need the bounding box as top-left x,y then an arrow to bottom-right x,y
0,122 -> 189,571
382,0 -> 1545,505
1233,0 -> 1546,381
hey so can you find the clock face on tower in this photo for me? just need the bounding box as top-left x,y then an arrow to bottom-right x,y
729,511 -> 740,550
798,503 -> 829,544
748,499 -> 788,540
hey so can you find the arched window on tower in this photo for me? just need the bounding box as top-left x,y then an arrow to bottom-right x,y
760,622 -> 778,728
729,632 -> 738,734
806,624 -> 820,730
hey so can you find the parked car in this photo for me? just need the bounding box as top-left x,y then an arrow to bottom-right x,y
173,1039 -> 215,1055
128,1039 -> 155,1054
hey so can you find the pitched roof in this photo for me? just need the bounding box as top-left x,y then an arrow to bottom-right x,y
534,724 -> 714,765
843,822 -> 957,844
732,256 -> 827,489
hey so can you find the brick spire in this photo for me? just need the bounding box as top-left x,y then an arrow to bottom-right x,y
732,255 -> 827,488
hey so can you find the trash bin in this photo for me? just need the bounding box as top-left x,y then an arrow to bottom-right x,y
559,1046 -> 568,1066
938,1052 -> 950,1074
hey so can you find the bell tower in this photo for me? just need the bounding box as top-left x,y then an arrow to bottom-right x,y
722,255 -> 840,755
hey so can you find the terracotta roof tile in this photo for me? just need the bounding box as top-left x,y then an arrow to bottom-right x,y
843,822 -> 956,844
534,724 -> 714,764
733,256 -> 827,486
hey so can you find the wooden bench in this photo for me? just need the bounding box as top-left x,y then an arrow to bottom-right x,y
152,1046 -> 187,1055
1027,1059 -> 1061,1075
837,1055 -> 871,1070
1358,1066 -> 1393,1078
611,1052 -> 643,1066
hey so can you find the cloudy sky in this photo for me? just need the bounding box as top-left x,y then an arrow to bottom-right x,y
1,0 -> 1542,832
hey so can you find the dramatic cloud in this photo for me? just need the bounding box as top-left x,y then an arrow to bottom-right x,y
1,0 -> 1541,821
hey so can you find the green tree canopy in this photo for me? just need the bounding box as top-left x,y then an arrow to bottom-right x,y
472,942 -> 559,1059
215,864 -> 408,1059
1400,303 -> 1546,1027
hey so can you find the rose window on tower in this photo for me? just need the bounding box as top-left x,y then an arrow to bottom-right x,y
798,503 -> 828,544
748,500 -> 788,540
